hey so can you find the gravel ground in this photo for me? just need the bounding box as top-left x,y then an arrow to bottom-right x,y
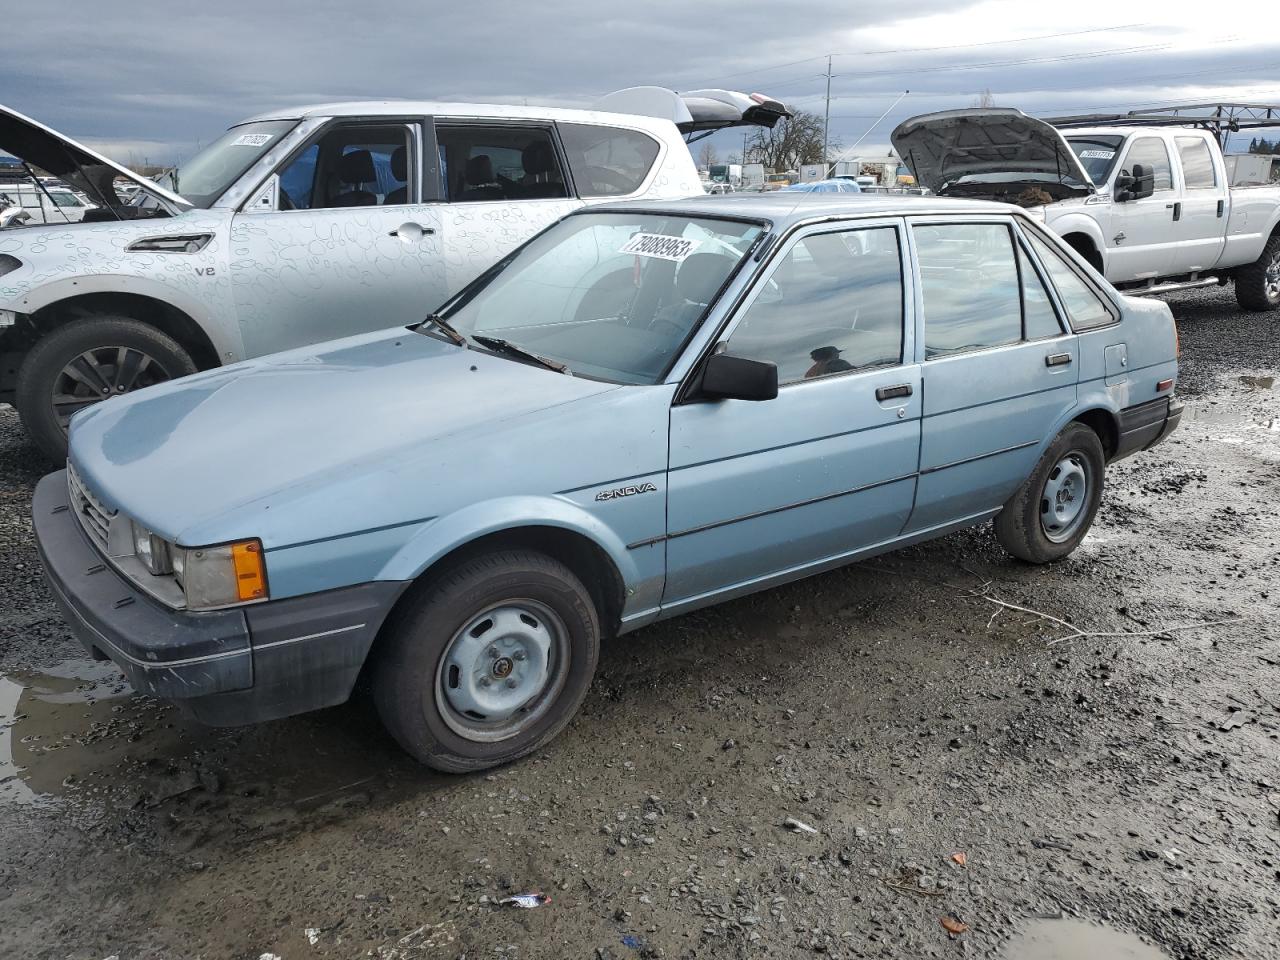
0,285 -> 1277,960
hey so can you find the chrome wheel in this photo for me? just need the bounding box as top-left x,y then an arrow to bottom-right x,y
51,346 -> 172,429
1040,453 -> 1089,543
1266,251 -> 1280,302
435,600 -> 569,743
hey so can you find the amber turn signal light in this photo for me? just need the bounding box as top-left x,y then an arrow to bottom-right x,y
231,539 -> 268,602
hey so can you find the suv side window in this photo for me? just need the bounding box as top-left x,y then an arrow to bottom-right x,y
558,123 -> 661,197
915,222 -> 1021,358
435,125 -> 568,202
1025,230 -> 1116,330
1124,137 -> 1174,192
726,226 -> 904,384
1176,137 -> 1217,188
275,123 -> 414,210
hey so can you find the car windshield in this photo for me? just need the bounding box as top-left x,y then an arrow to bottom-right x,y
170,119 -> 299,208
441,212 -> 765,384
1067,135 -> 1124,184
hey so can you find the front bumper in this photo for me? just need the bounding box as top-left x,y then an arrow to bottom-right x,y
1114,395 -> 1183,461
33,471 -> 404,725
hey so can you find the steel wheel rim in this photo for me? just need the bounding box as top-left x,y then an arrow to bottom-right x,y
1041,453 -> 1090,543
434,599 -> 569,743
51,346 -> 172,429
1265,252 -> 1280,301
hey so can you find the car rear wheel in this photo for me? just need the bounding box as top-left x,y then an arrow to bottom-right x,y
994,422 -> 1105,564
1235,234 -> 1280,312
15,316 -> 197,461
372,550 -> 600,772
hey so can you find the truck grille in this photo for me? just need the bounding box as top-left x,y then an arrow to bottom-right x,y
66,462 -> 115,550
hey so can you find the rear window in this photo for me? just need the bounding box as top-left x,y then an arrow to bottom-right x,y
558,123 -> 660,198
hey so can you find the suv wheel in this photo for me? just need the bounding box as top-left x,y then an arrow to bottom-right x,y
16,316 -> 197,461
373,550 -> 600,772
1235,234 -> 1280,312
994,422 -> 1105,563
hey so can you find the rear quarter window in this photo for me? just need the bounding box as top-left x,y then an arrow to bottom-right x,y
558,123 -> 661,198
1025,230 -> 1116,331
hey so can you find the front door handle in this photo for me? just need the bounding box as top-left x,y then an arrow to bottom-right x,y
1045,353 -> 1073,367
389,221 -> 435,241
875,383 -> 913,401
1171,201 -> 1182,221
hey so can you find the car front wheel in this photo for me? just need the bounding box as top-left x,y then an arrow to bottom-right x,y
994,422 -> 1105,564
372,550 -> 600,772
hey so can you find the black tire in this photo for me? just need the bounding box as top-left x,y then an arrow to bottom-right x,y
994,423 -> 1105,564
15,315 -> 197,461
372,550 -> 600,773
1235,233 -> 1280,312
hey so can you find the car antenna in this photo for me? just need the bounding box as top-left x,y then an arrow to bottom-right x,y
20,161 -> 74,224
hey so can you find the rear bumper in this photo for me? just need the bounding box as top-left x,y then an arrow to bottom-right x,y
33,470 -> 404,725
1113,395 -> 1183,461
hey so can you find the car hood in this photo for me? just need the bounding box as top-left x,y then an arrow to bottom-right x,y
891,108 -> 1094,196
68,328 -> 620,545
0,102 -> 189,213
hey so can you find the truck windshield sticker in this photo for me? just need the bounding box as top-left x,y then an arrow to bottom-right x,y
232,133 -> 274,147
1078,149 -> 1115,160
620,233 -> 702,262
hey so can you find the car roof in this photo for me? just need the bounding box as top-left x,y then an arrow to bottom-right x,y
1062,126 -> 1206,139
588,192 -> 1023,228
240,100 -> 674,133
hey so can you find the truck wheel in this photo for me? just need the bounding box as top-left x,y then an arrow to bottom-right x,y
373,550 -> 600,773
994,423 -> 1105,564
15,316 -> 196,461
1235,234 -> 1280,312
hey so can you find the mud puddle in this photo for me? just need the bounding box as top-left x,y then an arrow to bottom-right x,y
1002,918 -> 1170,959
0,657 -> 430,823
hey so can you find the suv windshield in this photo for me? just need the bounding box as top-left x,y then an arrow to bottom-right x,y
1067,135 -> 1124,185
441,212 -> 765,384
170,119 -> 298,208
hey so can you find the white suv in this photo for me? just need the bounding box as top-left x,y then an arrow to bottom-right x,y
0,87 -> 788,457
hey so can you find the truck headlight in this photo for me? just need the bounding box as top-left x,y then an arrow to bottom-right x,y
131,521 -> 173,575
176,539 -> 268,609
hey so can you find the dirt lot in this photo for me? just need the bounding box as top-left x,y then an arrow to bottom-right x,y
1,285 -> 1277,960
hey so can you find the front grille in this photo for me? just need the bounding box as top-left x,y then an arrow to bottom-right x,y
66,462 -> 115,550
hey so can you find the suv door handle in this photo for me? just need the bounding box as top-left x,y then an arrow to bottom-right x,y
389,222 -> 435,240
875,384 -> 913,401
1045,353 -> 1073,367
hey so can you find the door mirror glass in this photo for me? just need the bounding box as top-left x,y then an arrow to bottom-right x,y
1115,164 -> 1155,202
701,351 -> 778,401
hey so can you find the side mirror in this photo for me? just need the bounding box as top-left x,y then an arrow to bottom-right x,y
701,351 -> 778,402
1115,163 -> 1155,202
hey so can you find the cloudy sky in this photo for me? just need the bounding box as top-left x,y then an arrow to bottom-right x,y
3,0 -> 1278,167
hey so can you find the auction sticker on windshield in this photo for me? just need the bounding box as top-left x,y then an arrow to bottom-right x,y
1079,149 -> 1115,160
620,233 -> 703,262
233,133 -> 274,147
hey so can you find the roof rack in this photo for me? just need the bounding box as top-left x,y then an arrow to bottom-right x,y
1047,103 -> 1280,146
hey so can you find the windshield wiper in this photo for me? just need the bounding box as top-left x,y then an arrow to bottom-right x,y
472,335 -> 571,374
417,313 -> 467,347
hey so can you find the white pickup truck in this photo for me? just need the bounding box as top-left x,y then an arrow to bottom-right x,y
892,108 -> 1280,311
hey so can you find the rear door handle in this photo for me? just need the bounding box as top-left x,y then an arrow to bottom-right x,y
875,384 -> 913,401
1171,201 -> 1182,221
1045,353 -> 1073,367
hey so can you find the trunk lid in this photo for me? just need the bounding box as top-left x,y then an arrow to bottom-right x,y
0,103 -> 190,215
593,87 -> 791,133
891,108 -> 1095,198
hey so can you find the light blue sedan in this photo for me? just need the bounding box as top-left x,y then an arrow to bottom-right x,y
34,193 -> 1182,771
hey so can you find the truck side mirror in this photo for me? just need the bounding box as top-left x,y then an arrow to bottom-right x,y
701,351 -> 778,402
1116,163 -> 1155,202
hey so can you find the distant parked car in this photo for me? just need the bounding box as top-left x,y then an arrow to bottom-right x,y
0,87 -> 788,458
36,193 -> 1181,772
783,178 -> 862,193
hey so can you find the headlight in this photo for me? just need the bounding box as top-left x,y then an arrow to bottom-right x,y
131,521 -> 173,575
175,539 -> 269,609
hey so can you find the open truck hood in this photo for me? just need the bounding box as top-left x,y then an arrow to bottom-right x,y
891,108 -> 1095,198
0,103 -> 190,215
593,87 -> 790,134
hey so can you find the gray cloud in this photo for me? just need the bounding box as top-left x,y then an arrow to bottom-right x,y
2,2 -> 1276,165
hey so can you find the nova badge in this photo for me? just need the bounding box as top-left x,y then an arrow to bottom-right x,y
595,482 -> 658,502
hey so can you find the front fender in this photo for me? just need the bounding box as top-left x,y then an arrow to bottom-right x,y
378,495 -> 662,624
1044,210 -> 1109,272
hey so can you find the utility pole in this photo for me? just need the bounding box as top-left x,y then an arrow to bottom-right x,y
822,54 -> 833,175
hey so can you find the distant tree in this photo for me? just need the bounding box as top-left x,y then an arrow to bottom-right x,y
972,88 -> 995,108
697,142 -> 719,169
746,109 -> 833,172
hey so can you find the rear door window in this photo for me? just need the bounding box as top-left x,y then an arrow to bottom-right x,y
1025,230 -> 1116,330
1176,137 -> 1217,189
435,125 -> 568,202
914,223 -> 1021,358
1018,243 -> 1063,340
558,123 -> 661,197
